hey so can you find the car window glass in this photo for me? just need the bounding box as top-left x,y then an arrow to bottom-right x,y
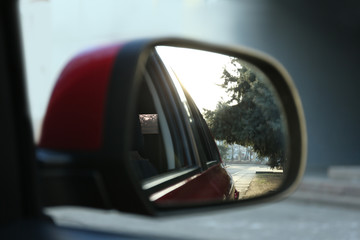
132,71 -> 199,182
155,53 -> 211,167
185,94 -> 221,164
131,75 -> 178,180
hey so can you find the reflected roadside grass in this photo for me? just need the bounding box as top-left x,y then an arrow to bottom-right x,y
226,163 -> 283,200
242,173 -> 283,199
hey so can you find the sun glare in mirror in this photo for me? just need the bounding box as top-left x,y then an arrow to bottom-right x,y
156,46 -> 235,112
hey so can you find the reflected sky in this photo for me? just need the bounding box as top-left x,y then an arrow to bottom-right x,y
156,46 -> 233,112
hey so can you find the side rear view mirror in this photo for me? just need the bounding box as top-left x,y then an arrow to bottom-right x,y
37,38 -> 307,215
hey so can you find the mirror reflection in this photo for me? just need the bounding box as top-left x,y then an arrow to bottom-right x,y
132,46 -> 288,205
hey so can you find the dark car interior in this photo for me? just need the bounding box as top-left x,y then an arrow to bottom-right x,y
133,79 -> 167,177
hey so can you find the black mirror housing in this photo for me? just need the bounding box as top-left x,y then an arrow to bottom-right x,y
37,38 -> 307,216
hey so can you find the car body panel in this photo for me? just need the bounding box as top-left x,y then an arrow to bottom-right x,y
153,163 -> 237,204
39,44 -> 123,150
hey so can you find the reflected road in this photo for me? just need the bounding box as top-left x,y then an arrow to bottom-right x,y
226,163 -> 282,198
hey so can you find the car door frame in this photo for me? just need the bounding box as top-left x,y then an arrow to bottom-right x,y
140,51 -> 206,195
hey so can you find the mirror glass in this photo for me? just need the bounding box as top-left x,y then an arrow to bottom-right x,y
131,46 -> 289,206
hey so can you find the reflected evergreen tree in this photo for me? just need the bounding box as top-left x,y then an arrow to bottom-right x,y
204,59 -> 286,169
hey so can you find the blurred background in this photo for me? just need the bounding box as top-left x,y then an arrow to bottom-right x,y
19,0 -> 360,239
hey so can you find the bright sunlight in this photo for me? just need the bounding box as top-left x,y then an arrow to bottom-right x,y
156,46 -> 236,112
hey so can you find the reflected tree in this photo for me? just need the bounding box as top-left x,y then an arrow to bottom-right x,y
204,59 -> 286,169
216,141 -> 230,160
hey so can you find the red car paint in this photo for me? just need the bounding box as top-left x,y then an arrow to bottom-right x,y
153,164 -> 235,204
39,44 -> 123,150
